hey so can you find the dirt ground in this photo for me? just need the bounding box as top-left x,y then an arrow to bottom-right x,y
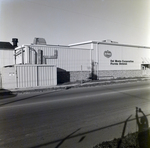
93,132 -> 140,148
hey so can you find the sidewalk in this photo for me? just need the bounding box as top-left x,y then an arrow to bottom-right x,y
0,76 -> 149,95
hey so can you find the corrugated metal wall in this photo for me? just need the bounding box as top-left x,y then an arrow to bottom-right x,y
2,65 -> 57,89
16,45 -> 91,71
16,65 -> 38,88
37,65 -> 56,86
14,43 -> 150,80
15,43 -> 150,72
31,45 -> 91,71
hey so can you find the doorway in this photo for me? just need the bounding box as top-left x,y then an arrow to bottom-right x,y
141,64 -> 150,75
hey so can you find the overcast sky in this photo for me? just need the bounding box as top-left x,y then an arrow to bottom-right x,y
0,0 -> 150,46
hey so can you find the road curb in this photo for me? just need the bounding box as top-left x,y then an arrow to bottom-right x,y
1,77 -> 150,94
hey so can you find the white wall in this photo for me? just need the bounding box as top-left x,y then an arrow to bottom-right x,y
0,49 -> 14,68
0,0 -> 150,46
15,45 -> 91,71
15,43 -> 150,72
1,65 -> 57,89
96,44 -> 148,70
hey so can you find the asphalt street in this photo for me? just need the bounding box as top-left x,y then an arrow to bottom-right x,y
0,81 -> 150,148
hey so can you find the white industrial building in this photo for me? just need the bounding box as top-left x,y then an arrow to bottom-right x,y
0,38 -> 150,89
0,38 -> 57,89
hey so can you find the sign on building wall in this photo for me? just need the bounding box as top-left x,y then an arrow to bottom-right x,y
110,60 -> 134,65
97,44 -> 148,70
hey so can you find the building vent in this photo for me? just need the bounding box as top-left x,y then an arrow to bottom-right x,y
102,39 -> 118,44
33,38 -> 46,45
12,38 -> 18,48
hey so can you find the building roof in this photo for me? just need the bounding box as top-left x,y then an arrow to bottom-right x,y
0,42 -> 14,49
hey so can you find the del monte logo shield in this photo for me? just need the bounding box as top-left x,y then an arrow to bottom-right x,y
104,50 -> 112,58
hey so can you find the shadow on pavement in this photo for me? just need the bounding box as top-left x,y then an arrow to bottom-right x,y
0,90 -> 60,107
117,115 -> 132,148
55,128 -> 81,148
30,114 -> 150,148
0,89 -> 17,99
94,108 -> 150,148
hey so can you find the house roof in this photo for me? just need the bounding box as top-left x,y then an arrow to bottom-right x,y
0,42 -> 14,49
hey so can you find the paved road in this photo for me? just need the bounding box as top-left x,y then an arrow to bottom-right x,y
0,81 -> 150,148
